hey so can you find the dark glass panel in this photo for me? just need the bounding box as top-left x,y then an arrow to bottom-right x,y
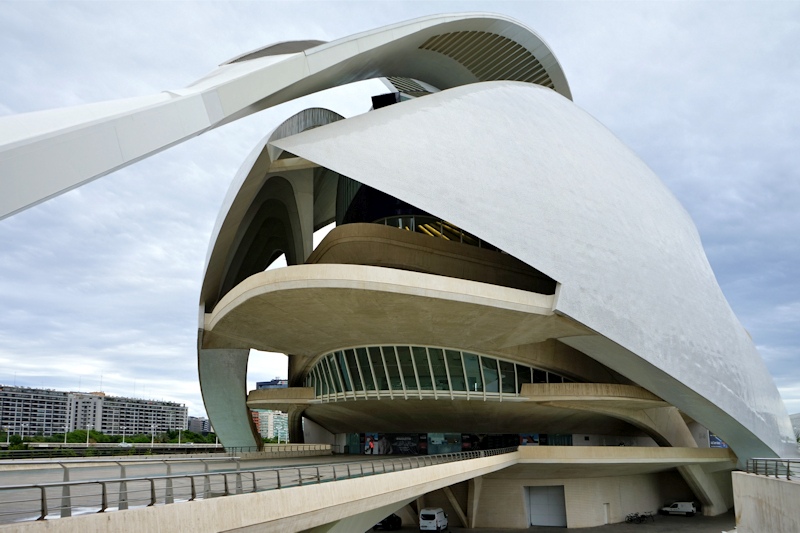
481,356 -> 499,393
428,348 -> 449,391
445,350 -> 466,391
344,349 -> 362,391
382,346 -> 403,390
499,360 -> 516,393
413,347 -> 433,390
463,353 -> 483,393
369,347 -> 388,390
397,346 -> 417,390
357,348 -> 375,391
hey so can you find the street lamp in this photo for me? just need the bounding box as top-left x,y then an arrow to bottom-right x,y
178,428 -> 182,446
21,423 -> 27,441
63,425 -> 69,445
121,426 -> 127,444
3,426 -> 8,445
85,424 -> 92,447
150,424 -> 156,447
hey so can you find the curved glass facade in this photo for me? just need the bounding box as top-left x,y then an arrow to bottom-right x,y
304,346 -> 575,402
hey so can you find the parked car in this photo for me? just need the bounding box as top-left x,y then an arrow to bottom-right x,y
660,501 -> 696,516
373,513 -> 402,530
419,507 -> 449,531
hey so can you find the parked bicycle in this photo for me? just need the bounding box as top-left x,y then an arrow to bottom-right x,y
625,511 -> 654,524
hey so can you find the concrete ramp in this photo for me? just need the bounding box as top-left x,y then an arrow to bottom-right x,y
0,452 -> 518,533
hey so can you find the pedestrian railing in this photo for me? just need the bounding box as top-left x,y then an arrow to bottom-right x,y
746,458 -> 800,480
0,447 -> 517,523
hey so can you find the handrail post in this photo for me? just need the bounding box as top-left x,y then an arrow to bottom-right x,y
100,481 -> 108,512
298,468 -> 303,486
189,476 -> 197,501
276,470 -> 282,489
251,472 -> 257,493
223,474 -> 230,496
59,462 -> 72,518
148,479 -> 156,506
316,467 -> 321,483
37,486 -> 48,520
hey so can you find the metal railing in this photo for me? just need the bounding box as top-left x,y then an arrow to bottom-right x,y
0,447 -> 517,523
746,458 -> 800,480
225,444 -> 331,455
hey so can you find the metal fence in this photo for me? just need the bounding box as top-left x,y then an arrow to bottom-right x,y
746,458 -> 800,480
0,447 -> 516,523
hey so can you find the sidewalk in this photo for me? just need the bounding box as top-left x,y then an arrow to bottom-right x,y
393,510 -> 736,532
449,511 -> 736,532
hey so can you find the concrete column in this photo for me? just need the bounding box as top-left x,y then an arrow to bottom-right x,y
288,406 -> 306,444
443,486 -> 468,527
468,476 -> 483,528
197,341 -> 259,449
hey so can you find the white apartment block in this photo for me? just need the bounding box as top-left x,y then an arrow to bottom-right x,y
257,410 -> 288,442
1,385 -> 187,436
0,386 -> 69,437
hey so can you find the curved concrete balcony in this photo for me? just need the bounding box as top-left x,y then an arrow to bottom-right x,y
307,223 -> 556,294
246,383 -> 671,438
202,263 -> 589,357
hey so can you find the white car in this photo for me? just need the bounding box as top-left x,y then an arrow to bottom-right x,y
419,507 -> 448,531
660,501 -> 696,516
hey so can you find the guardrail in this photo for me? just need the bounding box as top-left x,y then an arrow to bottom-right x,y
0,445 -> 223,460
746,458 -> 800,480
225,444 -> 331,455
0,447 -> 517,523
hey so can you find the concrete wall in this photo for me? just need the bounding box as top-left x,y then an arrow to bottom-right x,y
733,471 -> 800,533
475,471 -> 693,528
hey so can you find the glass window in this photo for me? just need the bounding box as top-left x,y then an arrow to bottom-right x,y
499,360 -> 516,393
344,349 -> 362,392
428,348 -> 449,391
463,353 -> 483,392
356,348 -> 375,391
445,350 -> 466,391
335,351 -> 352,392
481,357 -> 499,392
533,369 -> 547,383
413,347 -> 433,390
382,346 -> 403,390
369,347 -> 388,390
548,373 -> 563,384
397,346 -> 417,390
516,365 -> 532,392
317,365 -> 329,396
326,354 -> 343,393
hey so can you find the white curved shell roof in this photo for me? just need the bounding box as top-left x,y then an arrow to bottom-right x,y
271,81 -> 795,458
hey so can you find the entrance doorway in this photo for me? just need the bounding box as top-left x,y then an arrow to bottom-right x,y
527,486 -> 567,527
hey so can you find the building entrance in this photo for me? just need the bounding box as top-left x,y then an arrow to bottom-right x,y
527,485 -> 567,527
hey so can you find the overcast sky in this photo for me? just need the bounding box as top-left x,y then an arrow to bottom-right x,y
1,1 -> 798,420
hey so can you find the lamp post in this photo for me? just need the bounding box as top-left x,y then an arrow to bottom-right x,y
4,426 -> 8,445
150,424 -> 156,447
21,423 -> 27,441
85,424 -> 92,447
121,426 -> 127,444
178,428 -> 182,446
63,425 -> 68,444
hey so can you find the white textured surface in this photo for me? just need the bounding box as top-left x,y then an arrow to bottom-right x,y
272,81 -> 795,458
0,13 -> 569,220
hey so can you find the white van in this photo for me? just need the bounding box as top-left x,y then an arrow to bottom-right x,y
660,501 -> 696,516
419,507 -> 448,531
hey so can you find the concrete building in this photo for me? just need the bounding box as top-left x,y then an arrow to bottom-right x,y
0,12 -> 794,528
257,410 -> 289,442
0,385 -> 69,437
69,392 -> 188,436
187,416 -> 211,434
1,385 -> 187,437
